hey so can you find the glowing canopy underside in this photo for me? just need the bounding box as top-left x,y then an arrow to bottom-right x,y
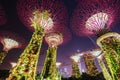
2,38 -> 19,51
86,12 -> 108,32
17,0 -> 68,32
0,31 -> 26,51
45,32 -> 63,47
71,0 -> 120,36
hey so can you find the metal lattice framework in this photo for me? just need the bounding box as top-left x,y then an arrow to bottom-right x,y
97,54 -> 113,80
96,32 -> 120,80
0,31 -> 26,64
0,31 -> 26,52
71,0 -> 120,36
7,0 -> 71,80
17,0 -> 68,32
40,27 -> 71,80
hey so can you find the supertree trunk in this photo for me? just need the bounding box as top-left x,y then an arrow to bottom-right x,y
83,54 -> 99,76
40,47 -> 57,80
6,24 -> 44,80
97,32 -> 120,80
55,63 -> 62,79
56,70 -> 61,80
0,51 -> 6,64
98,57 -> 112,80
71,60 -> 81,79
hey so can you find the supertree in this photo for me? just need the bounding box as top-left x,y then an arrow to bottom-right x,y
0,31 -> 26,64
71,0 -> 120,79
70,53 -> 81,79
40,27 -> 71,80
6,0 -> 69,80
0,4 -> 6,25
83,52 -> 99,76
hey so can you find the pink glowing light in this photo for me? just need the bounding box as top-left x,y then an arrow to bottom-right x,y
0,31 -> 26,52
47,26 -> 72,45
71,0 -> 120,36
45,32 -> 63,47
17,0 -> 68,32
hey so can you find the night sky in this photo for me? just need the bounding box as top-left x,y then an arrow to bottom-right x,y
0,0 -> 120,76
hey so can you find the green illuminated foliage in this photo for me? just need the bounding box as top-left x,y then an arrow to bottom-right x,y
0,52 -> 6,64
71,60 -> 81,79
40,47 -> 58,80
100,36 -> 120,80
6,24 -> 44,80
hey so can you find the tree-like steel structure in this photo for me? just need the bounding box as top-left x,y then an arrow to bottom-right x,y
70,53 -> 81,79
71,0 -> 120,79
7,0 -> 69,80
40,27 -> 71,80
40,32 -> 63,80
0,31 -> 26,64
0,4 -> 6,25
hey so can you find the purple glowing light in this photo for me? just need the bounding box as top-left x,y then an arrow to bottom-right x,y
71,0 -> 120,36
0,31 -> 26,52
44,26 -> 72,45
17,0 -> 68,32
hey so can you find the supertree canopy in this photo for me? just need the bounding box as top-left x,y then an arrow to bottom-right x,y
71,0 -> 120,79
45,32 -> 63,48
40,27 -> 71,80
7,0 -> 69,80
71,0 -> 120,36
0,4 -> 6,25
70,53 -> 81,79
16,0 -> 68,32
0,31 -> 26,64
